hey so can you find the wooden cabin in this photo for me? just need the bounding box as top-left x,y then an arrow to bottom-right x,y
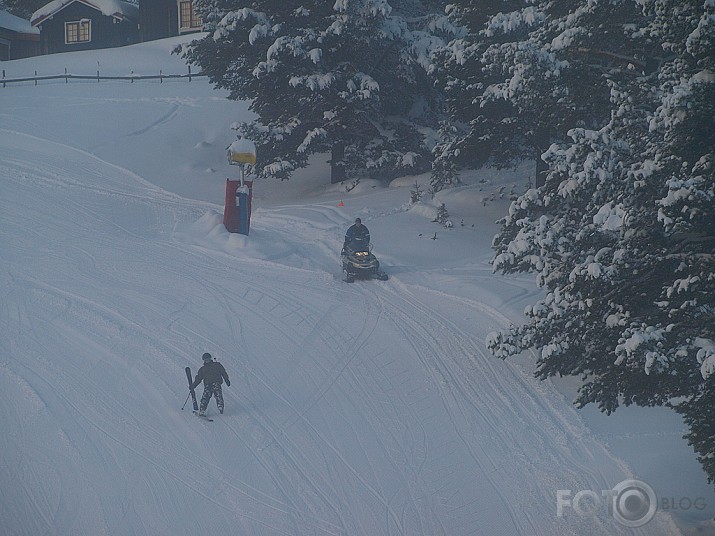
0,10 -> 40,60
139,0 -> 202,42
31,0 -> 139,55
26,0 -> 202,58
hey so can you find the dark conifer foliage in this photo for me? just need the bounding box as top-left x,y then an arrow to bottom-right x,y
182,1 -> 456,181
434,1 -> 650,188
486,0 -> 715,486
1,0 -> 46,19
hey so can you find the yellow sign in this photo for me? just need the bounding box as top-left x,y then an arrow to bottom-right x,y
228,139 -> 256,165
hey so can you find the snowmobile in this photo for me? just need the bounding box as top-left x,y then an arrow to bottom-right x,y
341,240 -> 388,282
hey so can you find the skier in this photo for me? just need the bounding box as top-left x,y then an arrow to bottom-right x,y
342,217 -> 370,254
190,353 -> 230,416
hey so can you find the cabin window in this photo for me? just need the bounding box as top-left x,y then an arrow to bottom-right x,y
178,1 -> 201,30
65,20 -> 91,44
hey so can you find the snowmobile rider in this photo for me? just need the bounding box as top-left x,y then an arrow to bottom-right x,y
343,217 -> 370,254
191,353 -> 230,416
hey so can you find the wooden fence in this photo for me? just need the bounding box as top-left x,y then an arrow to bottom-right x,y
1,66 -> 205,87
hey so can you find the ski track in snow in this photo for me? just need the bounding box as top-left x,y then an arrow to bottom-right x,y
0,111 -> 684,535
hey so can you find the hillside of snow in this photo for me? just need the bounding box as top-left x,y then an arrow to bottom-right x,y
1,36 -> 713,536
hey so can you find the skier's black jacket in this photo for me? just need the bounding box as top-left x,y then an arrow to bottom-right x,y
191,361 -> 229,388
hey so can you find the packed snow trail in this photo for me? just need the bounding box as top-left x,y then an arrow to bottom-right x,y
0,123 -> 684,536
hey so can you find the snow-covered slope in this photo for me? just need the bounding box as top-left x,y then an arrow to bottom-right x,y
0,37 -> 711,536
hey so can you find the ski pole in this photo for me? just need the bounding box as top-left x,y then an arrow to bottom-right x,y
181,391 -> 191,410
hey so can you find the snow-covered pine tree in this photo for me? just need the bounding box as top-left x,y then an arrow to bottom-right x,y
429,120 -> 461,192
435,202 -> 451,227
431,0 -> 533,180
182,1 -> 457,182
636,0 -> 715,485
489,0 -> 715,485
434,0 -> 648,187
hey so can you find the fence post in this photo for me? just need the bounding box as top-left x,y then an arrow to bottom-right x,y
131,69 -> 134,83
2,70 -> 5,89
97,69 -> 100,83
65,67 -> 68,83
160,69 -> 163,83
188,65 -> 192,82
34,70 -> 37,86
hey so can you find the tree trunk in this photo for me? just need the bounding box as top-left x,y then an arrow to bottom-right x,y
330,142 -> 346,184
534,129 -> 550,188
535,153 -> 548,188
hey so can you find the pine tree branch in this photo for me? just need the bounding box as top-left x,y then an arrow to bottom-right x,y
574,47 -> 647,69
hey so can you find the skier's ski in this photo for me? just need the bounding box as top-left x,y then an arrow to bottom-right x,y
193,410 -> 213,422
185,366 -> 198,411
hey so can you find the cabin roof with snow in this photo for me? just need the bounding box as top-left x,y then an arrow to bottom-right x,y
1,10 -> 40,60
31,0 -> 138,27
1,10 -> 40,35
